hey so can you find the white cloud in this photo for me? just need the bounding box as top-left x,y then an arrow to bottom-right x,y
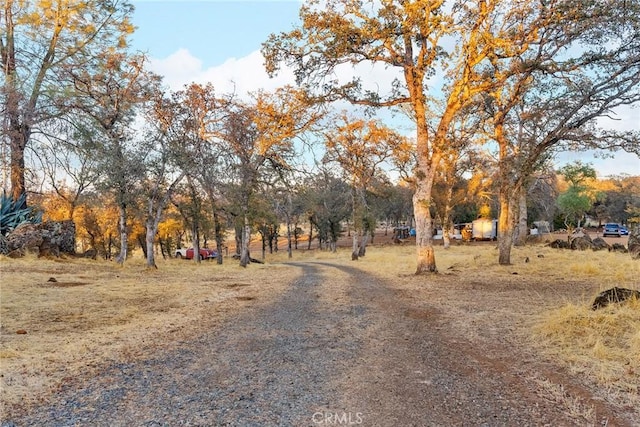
149,49 -> 204,89
149,48 -> 296,95
149,47 -> 411,100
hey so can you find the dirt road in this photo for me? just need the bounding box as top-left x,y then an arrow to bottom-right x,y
3,261 -> 631,426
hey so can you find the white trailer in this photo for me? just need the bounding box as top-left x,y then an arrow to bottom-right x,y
471,219 -> 498,240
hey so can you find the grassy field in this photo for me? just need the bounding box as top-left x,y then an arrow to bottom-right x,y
1,241 -> 639,419
0,254 -> 298,415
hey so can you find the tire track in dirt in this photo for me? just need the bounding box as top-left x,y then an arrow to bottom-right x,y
3,261 -> 630,426
3,264 -> 364,426
314,262 -> 632,427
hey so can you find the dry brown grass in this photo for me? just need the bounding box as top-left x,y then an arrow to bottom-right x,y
533,299 -> 640,407
528,375 -> 597,423
0,253 -> 298,415
1,240 -> 639,420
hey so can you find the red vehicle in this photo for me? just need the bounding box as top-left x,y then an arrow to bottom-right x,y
175,247 -> 218,260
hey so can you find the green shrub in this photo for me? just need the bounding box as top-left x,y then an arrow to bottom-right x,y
0,192 -> 42,236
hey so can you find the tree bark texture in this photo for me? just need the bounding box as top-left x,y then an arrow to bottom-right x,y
214,211 -> 224,265
145,224 -> 157,269
413,127 -> 438,274
286,220 -> 293,259
191,223 -> 201,264
497,191 -> 517,266
357,233 -> 369,258
115,204 -> 128,265
496,121 -> 516,266
9,126 -> 28,207
514,186 -> 528,247
413,188 -> 437,274
240,216 -> 251,268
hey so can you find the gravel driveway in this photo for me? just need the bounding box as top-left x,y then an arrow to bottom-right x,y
2,261 -> 630,426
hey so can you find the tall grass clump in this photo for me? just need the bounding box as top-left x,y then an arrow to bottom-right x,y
533,296 -> 640,404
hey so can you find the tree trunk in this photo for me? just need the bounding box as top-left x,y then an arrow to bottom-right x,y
496,121 -> 514,265
287,220 -> 293,259
144,188 -> 173,269
191,222 -> 201,264
158,237 -> 166,259
235,225 -> 242,257
261,231 -> 267,260
442,184 -> 454,250
68,202 -> 76,222
214,211 -> 224,265
351,233 -> 359,260
358,232 -> 369,257
145,222 -> 157,269
138,233 -> 147,258
497,188 -> 517,265
514,185 -> 528,247
6,42 -> 30,208
10,126 -> 28,208
351,186 -> 359,260
145,196 -> 162,269
352,187 -> 371,260
497,199 -> 511,265
115,203 -> 128,265
442,229 -> 451,250
413,170 -> 437,274
107,233 -> 113,260
413,113 -> 438,274
87,230 -> 97,255
240,214 -> 251,267
266,227 -> 273,254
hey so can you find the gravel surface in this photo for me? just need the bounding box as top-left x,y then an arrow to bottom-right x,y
2,261 -> 631,426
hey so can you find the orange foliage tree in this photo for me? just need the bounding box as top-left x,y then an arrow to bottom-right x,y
323,113 -> 408,259
264,0 -> 513,273
75,196 -> 120,259
39,190 -> 74,222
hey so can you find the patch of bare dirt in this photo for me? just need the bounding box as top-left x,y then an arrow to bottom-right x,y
40,281 -> 90,288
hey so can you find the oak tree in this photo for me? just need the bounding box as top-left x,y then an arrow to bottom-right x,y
1,0 -> 134,205
62,51 -> 160,265
264,0 -> 513,273
323,113 -> 406,259
149,83 -> 221,266
216,87 -> 321,267
477,0 -> 640,264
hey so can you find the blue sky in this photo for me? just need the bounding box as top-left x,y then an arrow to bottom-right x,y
128,1 -> 639,178
130,1 -> 301,69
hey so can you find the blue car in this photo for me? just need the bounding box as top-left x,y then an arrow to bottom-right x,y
603,223 -> 621,237
619,226 -> 629,235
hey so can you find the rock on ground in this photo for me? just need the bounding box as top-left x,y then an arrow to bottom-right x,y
592,287 -> 640,310
570,235 -> 594,251
6,220 -> 75,257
